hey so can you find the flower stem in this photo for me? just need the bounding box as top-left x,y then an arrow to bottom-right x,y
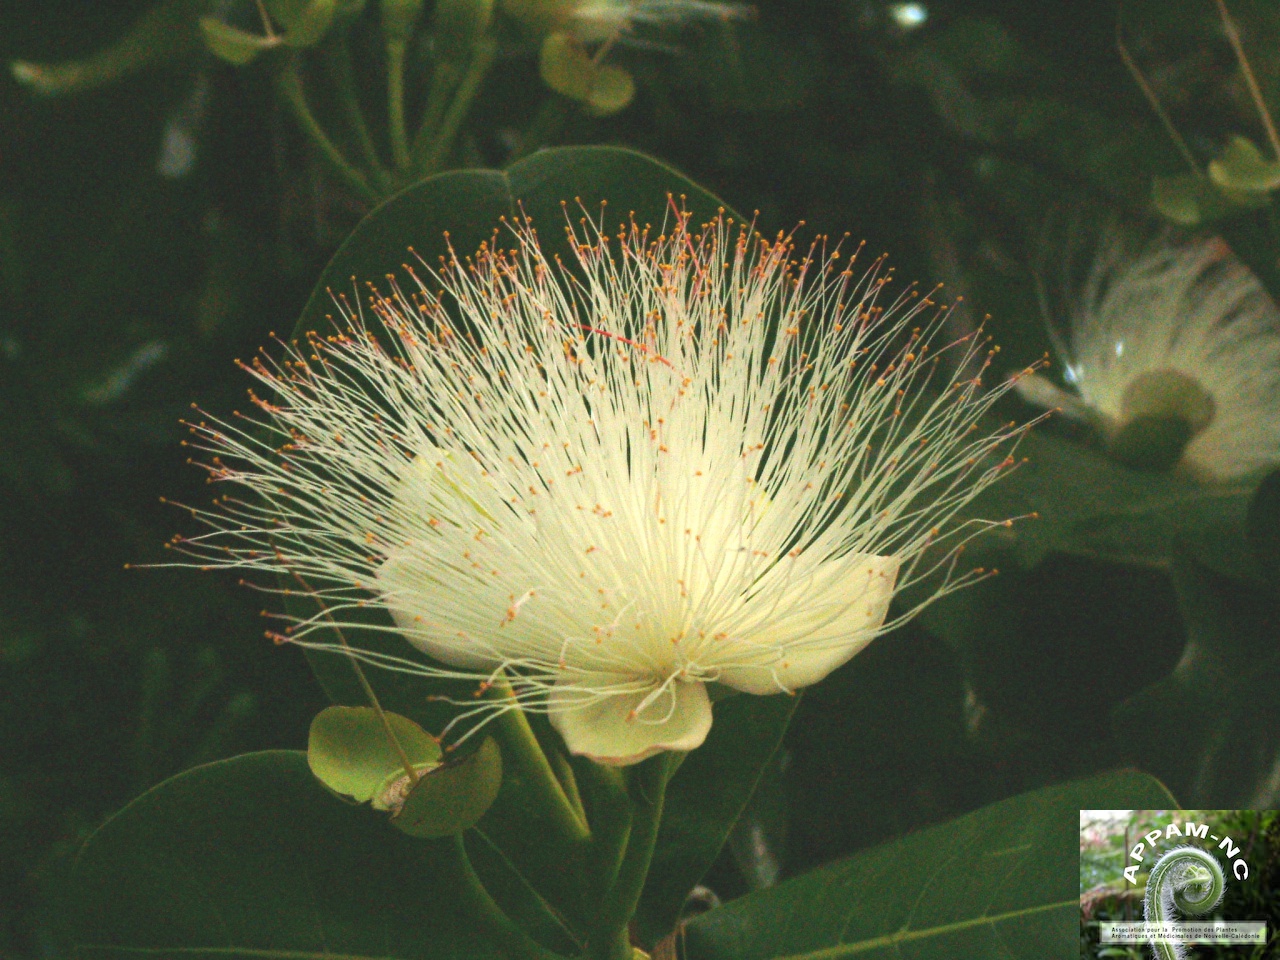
588,755 -> 673,960
486,676 -> 591,844
324,37 -> 395,195
386,38 -> 414,171
450,833 -> 567,960
512,94 -> 570,161
274,58 -> 378,204
418,36 -> 497,176
577,760 -> 631,892
412,61 -> 460,164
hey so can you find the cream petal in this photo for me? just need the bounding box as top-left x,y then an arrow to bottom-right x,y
374,547 -> 501,670
548,676 -> 712,766
716,553 -> 899,695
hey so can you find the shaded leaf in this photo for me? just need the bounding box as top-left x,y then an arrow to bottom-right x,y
682,770 -> 1177,960
1112,554 -> 1280,808
69,751 -> 532,958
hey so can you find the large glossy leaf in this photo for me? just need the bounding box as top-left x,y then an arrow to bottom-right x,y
1112,555 -> 1280,808
283,146 -> 799,936
682,769 -> 1177,960
69,750 -> 533,959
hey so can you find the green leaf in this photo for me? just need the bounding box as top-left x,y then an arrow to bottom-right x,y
1208,135 -> 1280,193
10,0 -> 201,95
307,704 -> 441,805
682,770 -> 1177,960
1112,554 -> 1280,807
69,751 -> 532,958
959,430 -> 1260,578
635,692 -> 799,945
394,736 -> 503,837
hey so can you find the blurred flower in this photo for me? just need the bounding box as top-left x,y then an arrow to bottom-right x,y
503,0 -> 748,42
1017,233 -> 1280,479
175,206 -> 1031,766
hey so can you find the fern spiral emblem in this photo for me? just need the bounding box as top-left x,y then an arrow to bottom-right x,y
1143,845 -> 1226,960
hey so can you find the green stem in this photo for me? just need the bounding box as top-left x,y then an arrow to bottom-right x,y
545,741 -> 586,821
274,58 -> 378,204
324,38 -> 395,194
576,760 -> 631,892
512,94 -> 570,161
589,755 -> 672,960
412,61 -> 462,164
418,36 -> 497,176
386,38 -> 413,171
486,676 -> 591,844
451,833 -> 567,960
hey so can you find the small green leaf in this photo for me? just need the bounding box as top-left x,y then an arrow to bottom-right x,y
539,32 -> 635,115
1208,135 -> 1280,192
307,704 -> 441,804
267,0 -> 341,47
393,736 -> 503,837
198,16 -> 279,66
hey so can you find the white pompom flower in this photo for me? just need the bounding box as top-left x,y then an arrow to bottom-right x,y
1017,233 -> 1280,480
174,207 -> 1033,766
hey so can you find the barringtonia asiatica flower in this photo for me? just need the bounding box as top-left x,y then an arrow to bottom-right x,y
1016,233 -> 1280,479
503,0 -> 748,42
175,206 -> 1034,766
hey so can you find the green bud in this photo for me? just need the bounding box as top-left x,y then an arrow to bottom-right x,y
435,0 -> 496,64
381,0 -> 428,46
539,31 -> 635,116
199,17 -> 279,66
307,705 -> 441,805
391,736 -> 503,838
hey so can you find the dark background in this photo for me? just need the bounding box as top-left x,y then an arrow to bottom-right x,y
2,0 -> 1277,954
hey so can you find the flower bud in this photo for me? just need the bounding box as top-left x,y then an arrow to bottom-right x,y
539,32 -> 635,115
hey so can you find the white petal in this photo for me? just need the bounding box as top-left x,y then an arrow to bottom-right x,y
548,677 -> 712,766
716,553 -> 899,695
1013,372 -> 1094,422
375,547 -> 501,670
